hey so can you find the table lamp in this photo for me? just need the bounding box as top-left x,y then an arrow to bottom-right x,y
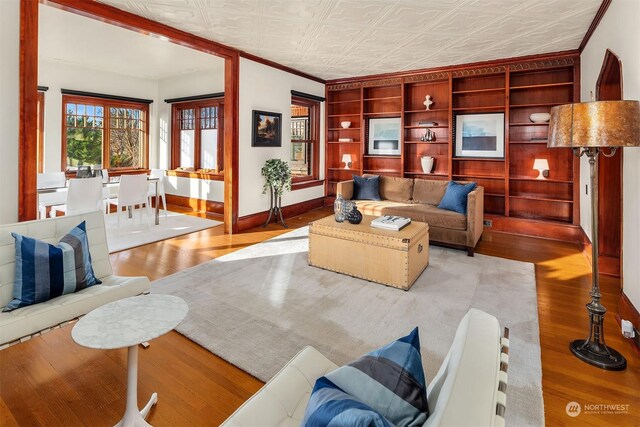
342,154 -> 353,170
548,100 -> 640,370
532,158 -> 549,179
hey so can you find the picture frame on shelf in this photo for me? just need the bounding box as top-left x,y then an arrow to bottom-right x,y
252,110 -> 282,147
368,117 -> 401,156
454,113 -> 505,158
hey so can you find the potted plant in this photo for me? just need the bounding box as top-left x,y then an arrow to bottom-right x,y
261,158 -> 291,196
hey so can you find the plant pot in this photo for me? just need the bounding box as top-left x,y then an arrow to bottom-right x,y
420,156 -> 434,173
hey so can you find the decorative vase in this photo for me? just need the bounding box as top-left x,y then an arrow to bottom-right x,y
420,156 -> 434,173
347,207 -> 363,224
334,194 -> 346,222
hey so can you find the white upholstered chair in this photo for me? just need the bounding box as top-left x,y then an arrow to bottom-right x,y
108,174 -> 151,229
147,169 -> 167,217
49,177 -> 103,218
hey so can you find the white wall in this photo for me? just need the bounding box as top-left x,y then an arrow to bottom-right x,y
581,0 -> 640,310
0,0 -> 20,224
157,68 -> 225,202
38,60 -> 159,172
238,58 -> 325,217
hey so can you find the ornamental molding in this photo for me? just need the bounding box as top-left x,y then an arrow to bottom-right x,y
452,66 -> 507,77
327,82 -> 361,91
510,57 -> 576,72
403,72 -> 449,83
362,77 -> 402,87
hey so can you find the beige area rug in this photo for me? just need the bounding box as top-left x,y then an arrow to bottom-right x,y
105,210 -> 222,253
151,227 -> 544,426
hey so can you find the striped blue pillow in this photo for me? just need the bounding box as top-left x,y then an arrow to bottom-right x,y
303,327 -> 428,427
3,221 -> 101,312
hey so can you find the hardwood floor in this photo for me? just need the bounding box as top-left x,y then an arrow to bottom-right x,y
1,206 -> 638,426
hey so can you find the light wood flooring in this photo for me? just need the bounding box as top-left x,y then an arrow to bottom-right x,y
1,207 -> 638,426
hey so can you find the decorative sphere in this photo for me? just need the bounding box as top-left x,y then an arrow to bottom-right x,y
347,208 -> 363,224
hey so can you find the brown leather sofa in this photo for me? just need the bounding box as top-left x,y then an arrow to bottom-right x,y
337,176 -> 484,256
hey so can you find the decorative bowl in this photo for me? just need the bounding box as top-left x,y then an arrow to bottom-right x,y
529,113 -> 551,123
341,121 -> 351,128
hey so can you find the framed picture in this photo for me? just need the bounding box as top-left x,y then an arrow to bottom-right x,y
252,110 -> 282,147
454,113 -> 505,158
368,117 -> 401,156
291,143 -> 306,162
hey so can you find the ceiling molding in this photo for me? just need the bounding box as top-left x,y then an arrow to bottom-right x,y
579,0 -> 612,52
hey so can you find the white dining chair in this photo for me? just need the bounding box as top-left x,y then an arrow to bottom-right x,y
108,174 -> 151,230
37,172 -> 67,218
147,169 -> 167,218
49,177 -> 104,217
100,169 -> 117,213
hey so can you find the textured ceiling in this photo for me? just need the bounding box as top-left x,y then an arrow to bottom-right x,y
39,4 -> 224,80
96,0 -> 602,81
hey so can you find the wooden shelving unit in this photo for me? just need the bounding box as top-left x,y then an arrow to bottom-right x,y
325,53 -> 580,229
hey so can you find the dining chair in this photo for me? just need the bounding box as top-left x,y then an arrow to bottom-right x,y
108,174 -> 151,230
37,172 -> 67,218
100,169 -> 117,213
49,177 -> 104,217
147,169 -> 167,218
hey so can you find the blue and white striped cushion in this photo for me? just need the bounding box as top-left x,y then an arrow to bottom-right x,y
302,327 -> 429,427
3,221 -> 101,311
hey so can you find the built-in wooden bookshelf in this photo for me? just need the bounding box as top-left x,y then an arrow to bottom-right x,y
325,53 -> 580,230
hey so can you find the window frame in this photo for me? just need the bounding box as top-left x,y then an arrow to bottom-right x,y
170,98 -> 224,175
61,94 -> 150,173
290,95 -> 320,184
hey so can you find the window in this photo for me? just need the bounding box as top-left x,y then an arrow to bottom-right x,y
62,95 -> 148,171
290,96 -> 320,182
171,99 -> 224,173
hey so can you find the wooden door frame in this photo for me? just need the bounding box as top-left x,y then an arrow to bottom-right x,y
20,0 -> 240,232
595,49 -> 623,277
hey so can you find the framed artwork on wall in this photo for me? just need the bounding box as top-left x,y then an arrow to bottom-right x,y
454,113 -> 505,158
252,110 -> 282,147
367,117 -> 401,156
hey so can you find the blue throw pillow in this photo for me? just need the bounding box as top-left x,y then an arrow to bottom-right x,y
4,221 -> 102,312
302,327 -> 428,427
438,181 -> 477,214
353,175 -> 381,201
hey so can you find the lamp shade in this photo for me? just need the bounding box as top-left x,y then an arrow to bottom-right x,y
341,154 -> 352,163
533,158 -> 549,171
548,100 -> 640,148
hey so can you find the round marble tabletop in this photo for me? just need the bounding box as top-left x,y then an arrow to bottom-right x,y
72,294 -> 188,350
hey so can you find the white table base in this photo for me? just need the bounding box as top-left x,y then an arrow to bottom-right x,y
116,345 -> 157,427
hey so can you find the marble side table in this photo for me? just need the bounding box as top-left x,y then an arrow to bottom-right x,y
72,294 -> 188,427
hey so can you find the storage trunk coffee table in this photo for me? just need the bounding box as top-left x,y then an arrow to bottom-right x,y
308,215 -> 429,290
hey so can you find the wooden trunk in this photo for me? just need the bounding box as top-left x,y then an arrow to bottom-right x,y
308,215 -> 429,290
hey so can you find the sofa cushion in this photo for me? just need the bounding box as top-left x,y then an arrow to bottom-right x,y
320,327 -> 429,426
353,175 -> 381,201
4,221 -> 101,312
382,204 -> 467,231
302,377 -> 393,426
379,176 -> 414,203
355,200 -> 413,217
438,181 -> 477,214
412,179 -> 448,205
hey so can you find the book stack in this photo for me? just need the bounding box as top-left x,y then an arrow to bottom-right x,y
370,215 -> 411,231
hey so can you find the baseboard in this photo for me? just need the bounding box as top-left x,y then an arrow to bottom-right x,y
483,215 -> 582,242
577,227 -> 620,277
238,197 -> 325,231
615,292 -> 640,357
165,194 -> 224,218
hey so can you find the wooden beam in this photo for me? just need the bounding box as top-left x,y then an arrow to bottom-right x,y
224,55 -> 240,234
579,0 -> 612,53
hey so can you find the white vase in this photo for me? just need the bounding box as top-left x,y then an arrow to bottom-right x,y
420,156 -> 434,173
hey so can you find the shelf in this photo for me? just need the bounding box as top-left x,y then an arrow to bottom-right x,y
363,96 -> 402,101
363,155 -> 401,159
328,113 -> 360,117
452,106 -> 505,111
327,167 -> 355,171
404,172 -> 449,177
509,213 -> 572,224
452,174 -> 504,180
509,177 -> 572,183
404,140 -> 449,144
453,158 -> 504,162
509,122 -> 549,127
485,193 -> 505,197
404,108 -> 449,113
328,100 -> 360,105
363,169 -> 401,173
510,82 -> 574,90
510,140 -> 548,145
404,125 -> 449,129
364,111 -> 402,116
509,102 -> 565,109
328,127 -> 361,131
510,194 -> 573,203
327,141 -> 361,144
452,87 -> 505,94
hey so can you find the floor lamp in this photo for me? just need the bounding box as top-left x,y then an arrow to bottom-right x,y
548,100 -> 640,370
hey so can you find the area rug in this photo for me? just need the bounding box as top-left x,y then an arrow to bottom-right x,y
151,227 -> 544,426
105,210 -> 222,253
